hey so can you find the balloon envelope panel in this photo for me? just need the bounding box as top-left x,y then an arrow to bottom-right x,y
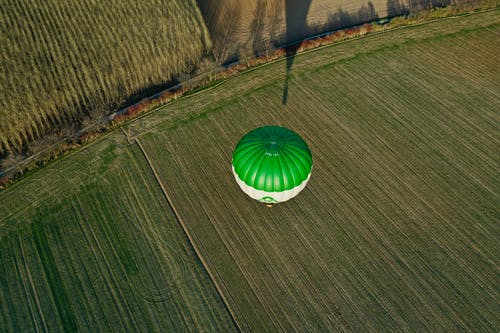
232,126 -> 312,203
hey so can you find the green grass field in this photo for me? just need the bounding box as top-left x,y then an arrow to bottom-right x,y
1,10 -> 499,332
0,0 -> 210,154
0,133 -> 237,332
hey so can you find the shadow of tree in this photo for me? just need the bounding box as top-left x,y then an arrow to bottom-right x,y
282,0 -> 312,105
196,0 -> 243,63
407,0 -> 452,13
387,0 -> 409,17
326,1 -> 378,31
250,2 -> 267,57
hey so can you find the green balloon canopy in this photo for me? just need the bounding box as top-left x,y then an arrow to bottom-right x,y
232,126 -> 313,204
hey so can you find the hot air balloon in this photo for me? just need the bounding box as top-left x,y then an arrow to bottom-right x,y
232,126 -> 313,205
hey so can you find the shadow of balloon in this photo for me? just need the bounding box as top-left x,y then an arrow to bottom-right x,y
282,0 -> 312,105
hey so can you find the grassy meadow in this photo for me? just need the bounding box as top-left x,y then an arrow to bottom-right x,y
0,133 -> 237,332
0,0 -> 210,155
1,9 -> 499,333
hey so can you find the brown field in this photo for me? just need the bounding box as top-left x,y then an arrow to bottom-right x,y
197,0 -> 403,62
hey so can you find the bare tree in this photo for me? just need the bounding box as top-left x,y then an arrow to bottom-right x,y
263,0 -> 284,57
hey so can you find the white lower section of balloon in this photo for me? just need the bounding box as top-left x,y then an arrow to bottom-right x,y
232,166 -> 312,203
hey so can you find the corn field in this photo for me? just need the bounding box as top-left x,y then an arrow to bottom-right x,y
0,0 -> 210,154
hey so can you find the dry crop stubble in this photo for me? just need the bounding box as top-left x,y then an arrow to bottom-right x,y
0,0 -> 210,154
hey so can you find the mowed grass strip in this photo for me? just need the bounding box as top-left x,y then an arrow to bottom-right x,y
133,11 -> 500,332
0,133 -> 237,332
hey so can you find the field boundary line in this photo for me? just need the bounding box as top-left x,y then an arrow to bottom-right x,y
133,138 -> 243,333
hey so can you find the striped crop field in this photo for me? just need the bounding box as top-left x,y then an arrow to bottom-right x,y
0,133 -> 237,332
0,0 -> 210,154
130,10 -> 500,332
1,9 -> 499,332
